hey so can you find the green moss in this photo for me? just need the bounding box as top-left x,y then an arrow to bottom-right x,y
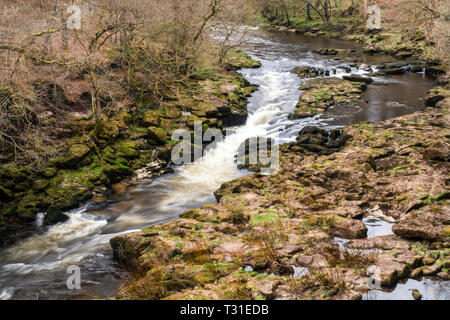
142,110 -> 161,126
117,140 -> 139,159
148,126 -> 168,144
155,106 -> 181,119
251,211 -> 280,226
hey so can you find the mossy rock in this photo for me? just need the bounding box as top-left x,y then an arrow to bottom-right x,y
42,167 -> 58,178
291,77 -> 365,118
44,206 -> 69,226
117,140 -> 140,159
44,170 -> 99,210
96,122 -> 121,141
32,179 -> 50,192
224,50 -> 262,70
148,126 -> 168,144
156,106 -> 182,119
143,110 -> 161,126
17,193 -> 40,221
103,164 -> 133,184
62,144 -> 91,167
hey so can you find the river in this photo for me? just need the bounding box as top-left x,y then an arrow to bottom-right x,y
0,27 -> 438,300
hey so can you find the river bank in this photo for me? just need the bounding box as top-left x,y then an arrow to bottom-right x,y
263,15 -> 448,77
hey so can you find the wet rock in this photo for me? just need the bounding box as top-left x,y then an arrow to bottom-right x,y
426,65 -> 447,77
343,75 -> 374,84
110,231 -> 157,264
291,77 -> 366,118
291,126 -> 347,156
291,66 -> 324,78
412,289 -> 422,300
332,218 -> 368,239
386,102 -> 407,108
222,111 -> 248,127
44,206 -> 69,226
312,48 -> 340,55
346,235 -> 410,251
383,68 -> 406,75
377,61 -> 416,70
392,206 -> 450,241
376,253 -> 412,286
338,66 -> 352,73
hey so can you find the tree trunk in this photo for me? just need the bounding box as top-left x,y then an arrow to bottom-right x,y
281,1 -> 290,26
364,0 -> 368,21
322,0 -> 330,24
306,2 -> 312,21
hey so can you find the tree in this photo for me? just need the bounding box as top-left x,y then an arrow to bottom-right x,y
305,0 -> 331,24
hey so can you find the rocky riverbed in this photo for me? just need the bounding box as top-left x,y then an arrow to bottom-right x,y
111,84 -> 449,300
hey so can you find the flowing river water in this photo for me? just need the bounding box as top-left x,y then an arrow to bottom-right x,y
0,28 -> 441,300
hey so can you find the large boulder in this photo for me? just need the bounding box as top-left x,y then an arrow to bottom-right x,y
62,144 -> 91,167
289,126 -> 349,156
147,126 -> 168,144
332,218 -> 368,239
142,110 -> 161,126
110,231 -> 157,265
44,206 -> 69,226
291,66 -> 324,79
392,204 -> 450,241
291,77 -> 366,119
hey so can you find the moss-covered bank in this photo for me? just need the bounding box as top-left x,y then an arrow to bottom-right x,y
0,51 -> 261,248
